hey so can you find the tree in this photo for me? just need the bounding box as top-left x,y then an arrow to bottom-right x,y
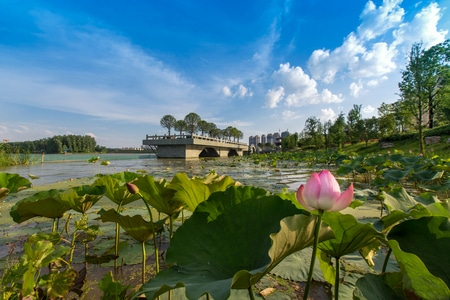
184,113 -> 201,136
347,104 -> 363,144
303,116 -> 323,148
377,102 -> 396,138
330,112 -> 346,150
174,120 -> 187,135
322,120 -> 332,151
160,115 -> 176,136
197,120 -> 210,136
361,117 -> 378,147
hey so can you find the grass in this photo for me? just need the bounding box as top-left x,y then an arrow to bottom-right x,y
341,133 -> 450,159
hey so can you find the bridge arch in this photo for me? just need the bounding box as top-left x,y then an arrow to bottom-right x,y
199,147 -> 220,158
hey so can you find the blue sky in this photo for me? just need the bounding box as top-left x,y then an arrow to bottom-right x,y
0,0 -> 449,148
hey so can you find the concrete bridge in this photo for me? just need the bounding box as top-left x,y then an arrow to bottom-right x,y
142,134 -> 247,158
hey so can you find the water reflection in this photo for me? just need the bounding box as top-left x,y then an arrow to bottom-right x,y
1,154 -> 311,193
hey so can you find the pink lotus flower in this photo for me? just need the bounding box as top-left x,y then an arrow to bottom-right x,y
296,170 -> 354,212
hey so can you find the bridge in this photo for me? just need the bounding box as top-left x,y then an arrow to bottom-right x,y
142,134 -> 247,158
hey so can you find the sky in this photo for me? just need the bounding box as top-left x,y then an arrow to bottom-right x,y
0,0 -> 449,148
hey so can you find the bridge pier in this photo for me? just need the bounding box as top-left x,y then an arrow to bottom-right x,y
142,134 -> 246,159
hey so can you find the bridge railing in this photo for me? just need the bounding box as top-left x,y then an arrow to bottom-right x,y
145,134 -> 247,146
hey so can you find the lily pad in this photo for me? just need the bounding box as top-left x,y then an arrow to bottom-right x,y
137,186 -> 334,300
10,189 -> 70,223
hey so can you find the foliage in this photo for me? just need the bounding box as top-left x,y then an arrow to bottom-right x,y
1,153 -> 450,300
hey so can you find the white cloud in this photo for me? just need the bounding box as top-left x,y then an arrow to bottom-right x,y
222,86 -> 232,97
350,80 -> 364,97
349,42 -> 397,78
358,0 -> 404,41
321,89 -> 343,103
222,84 -> 253,98
265,86 -> 285,108
393,2 -> 448,49
281,110 -> 300,120
307,1 -> 447,85
266,63 -> 342,107
320,108 -> 337,122
363,104 -> 376,114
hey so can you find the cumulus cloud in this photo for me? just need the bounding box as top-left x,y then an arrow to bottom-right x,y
282,110 -> 300,120
307,1 -> 447,85
350,80 -> 364,97
358,0 -> 404,41
320,108 -> 337,122
266,86 -> 285,108
222,84 -> 253,98
265,63 -> 342,108
363,105 -> 375,114
393,2 -> 448,49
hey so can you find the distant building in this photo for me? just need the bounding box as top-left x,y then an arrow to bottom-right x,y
267,133 -> 273,145
261,134 -> 267,145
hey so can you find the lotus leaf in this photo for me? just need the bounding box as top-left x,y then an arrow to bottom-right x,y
319,212 -> 385,261
137,186 -> 334,300
133,175 -> 181,216
388,216 -> 450,287
381,187 -> 418,212
167,172 -> 236,211
382,169 -> 410,182
387,240 -> 450,299
99,208 -> 164,242
58,185 -> 105,214
0,172 -> 31,199
10,189 -> 70,223
93,172 -> 141,207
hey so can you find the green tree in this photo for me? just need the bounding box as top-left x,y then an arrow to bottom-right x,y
160,115 -> 176,136
347,104 -> 363,144
174,120 -> 187,135
361,117 -> 378,147
184,112 -> 201,136
330,112 -> 346,150
197,120 -> 210,136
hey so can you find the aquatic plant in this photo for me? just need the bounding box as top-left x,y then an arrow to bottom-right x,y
296,170 -> 354,300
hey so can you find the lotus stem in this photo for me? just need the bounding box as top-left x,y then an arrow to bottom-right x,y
114,204 -> 123,270
169,216 -> 174,240
303,209 -> 323,300
382,247 -> 392,274
52,218 -> 58,233
334,257 -> 340,300
141,197 -> 160,274
248,286 -> 255,300
141,240 -> 146,284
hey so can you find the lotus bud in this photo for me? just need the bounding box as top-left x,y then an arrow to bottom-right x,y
296,170 -> 353,212
126,182 -> 139,195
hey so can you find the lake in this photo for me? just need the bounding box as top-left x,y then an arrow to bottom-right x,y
0,153 -> 312,193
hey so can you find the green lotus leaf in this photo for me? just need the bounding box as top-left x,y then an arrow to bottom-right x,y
133,175 -> 181,216
353,273 -> 400,299
167,172 -> 235,212
10,189 -> 70,223
93,172 -> 141,207
382,169 -> 410,182
58,185 -> 105,214
410,169 -> 444,182
0,172 -> 31,199
40,269 -> 78,299
319,212 -> 385,263
137,186 -> 333,300
381,187 -> 418,212
388,216 -> 450,287
387,240 -> 450,299
99,208 -> 165,242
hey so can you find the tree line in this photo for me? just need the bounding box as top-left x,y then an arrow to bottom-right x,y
160,112 -> 244,143
288,40 -> 450,153
3,135 -> 101,154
